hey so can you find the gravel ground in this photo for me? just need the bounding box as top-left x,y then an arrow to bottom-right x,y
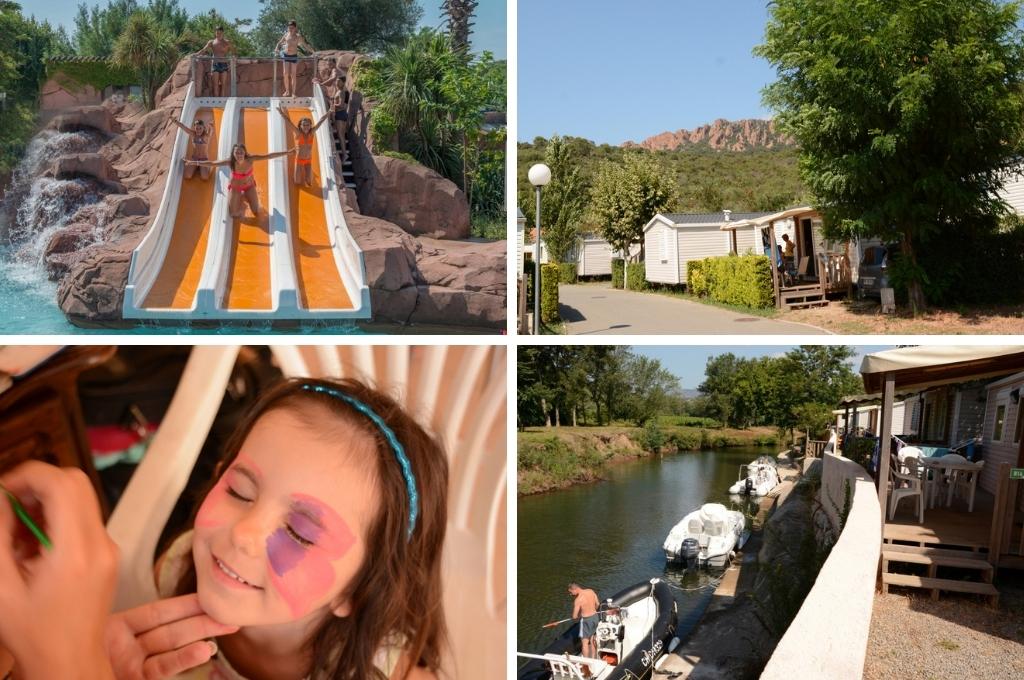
864,577 -> 1024,680
782,299 -> 1024,334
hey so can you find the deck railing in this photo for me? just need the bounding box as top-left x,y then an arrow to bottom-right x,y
805,439 -> 828,458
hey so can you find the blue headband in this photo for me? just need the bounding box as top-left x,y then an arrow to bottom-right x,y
300,384 -> 418,539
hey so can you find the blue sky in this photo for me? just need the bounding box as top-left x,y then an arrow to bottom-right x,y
518,0 -> 776,143
25,0 -> 506,58
631,345 -> 894,393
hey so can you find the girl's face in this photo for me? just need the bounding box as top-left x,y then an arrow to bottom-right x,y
299,119 -> 311,132
233,146 -> 246,161
193,407 -> 381,627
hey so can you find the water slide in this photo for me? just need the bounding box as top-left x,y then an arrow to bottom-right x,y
123,83 -> 370,320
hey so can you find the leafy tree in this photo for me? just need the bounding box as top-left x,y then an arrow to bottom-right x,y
621,354 -> 679,426
441,0 -> 478,54
356,29 -> 505,218
589,152 -> 675,282
756,0 -> 1024,313
251,0 -> 421,55
74,0 -> 140,57
519,136 -> 590,263
179,10 -> 256,56
111,11 -> 177,108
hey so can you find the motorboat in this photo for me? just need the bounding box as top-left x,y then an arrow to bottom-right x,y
663,503 -> 747,568
727,456 -> 780,497
517,578 -> 678,680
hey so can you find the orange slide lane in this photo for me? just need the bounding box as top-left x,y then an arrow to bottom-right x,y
143,107 -> 221,309
285,108 -> 352,309
223,107 -> 272,310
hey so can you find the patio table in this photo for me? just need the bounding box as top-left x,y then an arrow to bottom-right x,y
919,457 -> 982,511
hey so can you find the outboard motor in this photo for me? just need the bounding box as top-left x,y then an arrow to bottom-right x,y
744,477 -> 754,495
681,538 -> 700,570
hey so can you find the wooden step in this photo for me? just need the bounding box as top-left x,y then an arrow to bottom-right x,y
882,573 -> 999,606
883,547 -> 993,572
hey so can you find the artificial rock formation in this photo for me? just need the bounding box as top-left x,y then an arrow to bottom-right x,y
38,52 -> 504,329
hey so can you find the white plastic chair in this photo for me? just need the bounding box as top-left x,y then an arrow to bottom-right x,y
106,345 -> 506,680
951,460 -> 985,512
888,457 -> 924,523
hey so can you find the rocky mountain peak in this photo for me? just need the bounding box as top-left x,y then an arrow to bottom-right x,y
623,118 -> 794,152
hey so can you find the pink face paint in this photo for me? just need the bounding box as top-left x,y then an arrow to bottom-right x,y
195,455 -> 261,529
266,493 -> 356,618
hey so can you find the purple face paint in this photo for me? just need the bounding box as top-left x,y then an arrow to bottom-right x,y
265,494 -> 356,618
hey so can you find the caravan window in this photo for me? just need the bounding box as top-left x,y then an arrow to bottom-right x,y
994,404 -> 1007,441
661,227 -> 671,263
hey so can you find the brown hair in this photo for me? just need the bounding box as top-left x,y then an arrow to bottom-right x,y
174,377 -> 448,680
228,143 -> 251,171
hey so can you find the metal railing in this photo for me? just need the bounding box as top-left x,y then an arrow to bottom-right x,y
189,55 -> 324,98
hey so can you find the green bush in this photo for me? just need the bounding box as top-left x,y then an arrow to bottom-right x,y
558,262 -> 578,284
640,421 -> 666,452
611,258 -> 625,288
658,415 -> 722,428
686,259 -> 709,296
381,150 -> 420,164
688,254 -> 773,308
541,263 -> 560,323
844,437 -> 877,473
669,430 -> 703,450
626,262 -> 647,290
523,259 -> 536,309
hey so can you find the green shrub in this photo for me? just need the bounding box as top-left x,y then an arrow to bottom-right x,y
641,421 -> 666,452
844,437 -> 877,472
688,254 -> 773,308
686,259 -> 709,296
754,434 -> 778,446
558,262 -> 578,284
669,430 -> 702,450
523,259 -> 536,309
541,263 -> 560,323
626,262 -> 647,290
381,150 -> 420,164
611,258 -> 625,288
658,415 -> 722,428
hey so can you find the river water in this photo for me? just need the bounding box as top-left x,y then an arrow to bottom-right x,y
517,445 -> 775,656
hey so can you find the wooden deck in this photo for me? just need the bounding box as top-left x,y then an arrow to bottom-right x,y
884,491 -> 994,552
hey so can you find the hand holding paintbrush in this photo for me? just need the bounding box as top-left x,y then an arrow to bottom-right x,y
0,461 -> 118,679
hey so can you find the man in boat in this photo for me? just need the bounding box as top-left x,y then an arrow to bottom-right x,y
196,27 -> 235,97
568,582 -> 600,659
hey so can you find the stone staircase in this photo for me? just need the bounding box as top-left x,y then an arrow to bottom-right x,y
328,125 -> 356,190
881,544 -> 999,606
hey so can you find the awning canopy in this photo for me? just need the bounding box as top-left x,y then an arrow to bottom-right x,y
860,346 -> 1024,393
837,390 -> 920,408
719,206 -> 819,231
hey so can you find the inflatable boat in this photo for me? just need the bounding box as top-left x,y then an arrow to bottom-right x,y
663,503 -> 747,568
727,456 -> 780,497
517,578 -> 677,680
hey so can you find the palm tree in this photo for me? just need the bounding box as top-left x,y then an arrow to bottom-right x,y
441,0 -> 478,53
111,11 -> 177,109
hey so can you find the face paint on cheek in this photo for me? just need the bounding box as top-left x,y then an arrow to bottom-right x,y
266,495 -> 357,618
194,477 -> 230,529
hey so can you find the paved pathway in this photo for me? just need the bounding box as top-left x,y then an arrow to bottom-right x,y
558,283 -> 829,335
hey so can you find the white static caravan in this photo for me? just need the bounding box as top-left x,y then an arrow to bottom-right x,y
574,234 -> 617,276
643,211 -> 777,285
980,371 -> 1024,499
516,208 -> 526,280
998,166 -> 1024,214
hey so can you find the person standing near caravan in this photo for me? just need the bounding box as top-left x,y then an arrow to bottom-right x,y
568,582 -> 600,658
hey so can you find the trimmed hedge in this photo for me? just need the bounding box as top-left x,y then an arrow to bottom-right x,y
558,262 -> 577,285
687,259 -> 709,297
611,258 -> 624,288
541,263 -> 560,323
626,262 -> 647,290
687,254 -> 773,308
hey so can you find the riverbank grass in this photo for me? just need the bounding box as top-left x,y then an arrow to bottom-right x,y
518,424 -> 777,495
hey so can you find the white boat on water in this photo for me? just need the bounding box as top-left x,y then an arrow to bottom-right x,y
663,503 -> 747,568
727,456 -> 780,497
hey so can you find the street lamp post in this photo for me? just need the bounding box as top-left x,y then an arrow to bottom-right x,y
528,163 -> 551,334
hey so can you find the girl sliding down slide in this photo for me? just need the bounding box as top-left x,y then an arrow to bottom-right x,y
186,144 -> 295,219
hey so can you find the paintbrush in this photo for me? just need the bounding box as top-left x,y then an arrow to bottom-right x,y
0,483 -> 52,550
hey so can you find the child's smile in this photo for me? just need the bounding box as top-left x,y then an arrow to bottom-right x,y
192,409 -> 378,627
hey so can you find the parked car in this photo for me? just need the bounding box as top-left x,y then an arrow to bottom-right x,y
858,243 -> 900,298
